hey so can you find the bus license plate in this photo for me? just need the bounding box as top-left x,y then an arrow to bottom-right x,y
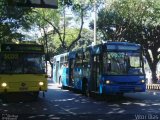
135,87 -> 142,91
19,87 -> 28,91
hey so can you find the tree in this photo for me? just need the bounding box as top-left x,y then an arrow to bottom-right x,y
31,0 -> 92,51
0,0 -> 33,43
96,0 -> 160,83
52,28 -> 94,53
24,0 -> 93,77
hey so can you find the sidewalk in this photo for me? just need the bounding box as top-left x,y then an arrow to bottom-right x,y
47,78 -> 53,83
147,89 -> 160,95
47,79 -> 62,88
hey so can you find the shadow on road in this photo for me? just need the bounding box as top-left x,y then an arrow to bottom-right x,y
0,93 -> 41,103
10,114 -> 135,120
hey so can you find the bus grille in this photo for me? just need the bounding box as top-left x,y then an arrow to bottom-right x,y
117,82 -> 137,85
119,85 -> 135,92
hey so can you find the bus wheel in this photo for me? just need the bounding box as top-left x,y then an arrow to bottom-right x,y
101,88 -> 107,100
82,78 -> 88,95
61,86 -> 64,89
1,94 -> 8,103
31,92 -> 39,100
117,93 -> 124,98
61,85 -> 65,89
101,92 -> 106,99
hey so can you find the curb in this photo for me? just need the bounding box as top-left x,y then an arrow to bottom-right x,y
147,90 -> 160,95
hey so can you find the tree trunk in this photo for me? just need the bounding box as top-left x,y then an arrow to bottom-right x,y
49,61 -> 53,78
143,48 -> 158,84
150,65 -> 158,83
150,48 -> 159,83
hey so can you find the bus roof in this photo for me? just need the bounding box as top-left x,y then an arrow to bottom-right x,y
69,49 -> 83,59
106,42 -> 140,46
53,52 -> 69,61
54,42 -> 141,60
104,42 -> 141,51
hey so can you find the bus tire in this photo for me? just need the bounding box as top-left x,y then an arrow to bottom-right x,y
101,92 -> 106,98
31,92 -> 39,100
61,85 -> 64,89
117,93 -> 124,98
101,87 -> 107,100
82,78 -> 88,96
2,94 -> 8,103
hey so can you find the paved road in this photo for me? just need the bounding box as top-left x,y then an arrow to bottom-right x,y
0,81 -> 160,120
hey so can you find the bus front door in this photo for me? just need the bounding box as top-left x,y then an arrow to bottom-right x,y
56,61 -> 60,83
91,55 -> 101,92
69,59 -> 75,87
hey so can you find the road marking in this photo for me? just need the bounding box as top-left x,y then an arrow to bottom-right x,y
39,95 -> 77,115
58,107 -> 77,115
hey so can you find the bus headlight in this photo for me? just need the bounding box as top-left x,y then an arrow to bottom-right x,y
39,82 -> 44,86
106,80 -> 110,84
141,80 -> 145,83
2,82 -> 7,87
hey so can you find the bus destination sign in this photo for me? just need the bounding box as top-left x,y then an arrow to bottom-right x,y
1,44 -> 44,53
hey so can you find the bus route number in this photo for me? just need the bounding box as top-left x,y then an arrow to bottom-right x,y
4,54 -> 19,60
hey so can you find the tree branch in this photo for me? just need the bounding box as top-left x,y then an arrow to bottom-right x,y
68,8 -> 84,51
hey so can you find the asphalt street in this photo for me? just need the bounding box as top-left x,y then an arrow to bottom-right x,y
0,81 -> 160,120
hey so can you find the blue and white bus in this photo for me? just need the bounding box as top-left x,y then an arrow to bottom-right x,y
53,42 -> 146,96
52,53 -> 69,84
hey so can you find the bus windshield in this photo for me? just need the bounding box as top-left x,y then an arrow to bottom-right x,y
103,52 -> 144,75
0,53 -> 45,74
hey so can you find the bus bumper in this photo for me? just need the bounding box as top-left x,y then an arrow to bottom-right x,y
0,87 -> 47,93
102,84 -> 146,94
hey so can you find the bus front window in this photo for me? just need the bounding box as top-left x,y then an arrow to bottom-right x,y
0,53 -> 45,74
103,52 -> 143,75
24,54 -> 45,74
0,53 -> 23,73
103,52 -> 126,75
127,52 -> 143,75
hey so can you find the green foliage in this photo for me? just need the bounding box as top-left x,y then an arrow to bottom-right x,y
71,29 -> 93,50
32,0 -> 93,55
31,8 -> 60,28
49,28 -> 93,55
0,0 -> 33,43
96,0 -> 160,83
